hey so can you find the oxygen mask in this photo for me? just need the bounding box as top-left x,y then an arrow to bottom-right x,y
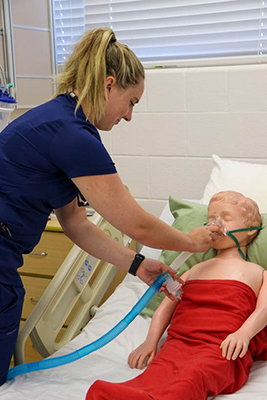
206,216 -> 228,236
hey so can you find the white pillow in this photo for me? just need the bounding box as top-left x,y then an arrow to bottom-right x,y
201,154 -> 267,213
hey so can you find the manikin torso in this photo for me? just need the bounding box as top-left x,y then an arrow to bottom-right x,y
186,249 -> 264,296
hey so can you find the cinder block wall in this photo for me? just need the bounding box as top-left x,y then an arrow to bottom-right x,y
4,1 -> 266,265
6,0 -> 267,218
101,65 -> 267,216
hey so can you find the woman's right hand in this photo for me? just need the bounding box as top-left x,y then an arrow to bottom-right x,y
128,340 -> 157,369
188,225 -> 224,252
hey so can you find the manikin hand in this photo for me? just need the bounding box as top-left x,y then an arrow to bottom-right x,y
220,329 -> 251,360
136,258 -> 184,300
128,340 -> 157,369
189,225 -> 224,252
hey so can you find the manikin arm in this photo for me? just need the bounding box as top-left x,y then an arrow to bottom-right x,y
128,272 -> 188,369
128,296 -> 178,369
221,270 -> 267,360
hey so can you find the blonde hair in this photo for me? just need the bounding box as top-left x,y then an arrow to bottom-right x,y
209,191 -> 261,243
53,27 -> 145,125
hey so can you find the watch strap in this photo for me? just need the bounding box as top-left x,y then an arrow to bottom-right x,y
128,253 -> 145,276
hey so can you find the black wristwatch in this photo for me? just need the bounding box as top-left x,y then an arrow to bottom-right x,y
128,253 -> 145,276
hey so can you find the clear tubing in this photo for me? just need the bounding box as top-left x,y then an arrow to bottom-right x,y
162,251 -> 194,297
7,275 -> 166,381
169,251 -> 193,272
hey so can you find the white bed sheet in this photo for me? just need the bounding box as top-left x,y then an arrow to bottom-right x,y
1,204 -> 267,400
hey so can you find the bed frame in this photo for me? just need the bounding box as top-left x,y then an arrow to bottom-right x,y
14,211 -> 131,365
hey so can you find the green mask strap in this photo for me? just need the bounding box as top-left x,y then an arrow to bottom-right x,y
227,226 -> 262,260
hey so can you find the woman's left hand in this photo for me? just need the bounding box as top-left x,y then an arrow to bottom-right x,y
220,329 -> 250,360
136,258 -> 183,300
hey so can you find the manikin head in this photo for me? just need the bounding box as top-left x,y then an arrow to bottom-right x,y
208,191 -> 261,254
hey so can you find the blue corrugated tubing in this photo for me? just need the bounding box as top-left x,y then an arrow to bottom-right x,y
7,274 -> 166,380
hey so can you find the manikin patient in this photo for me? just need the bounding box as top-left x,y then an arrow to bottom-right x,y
86,191 -> 267,400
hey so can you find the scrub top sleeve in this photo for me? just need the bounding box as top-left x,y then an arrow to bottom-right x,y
49,123 -> 117,178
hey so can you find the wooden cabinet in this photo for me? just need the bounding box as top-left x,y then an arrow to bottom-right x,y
20,230 -> 73,278
20,227 -> 74,325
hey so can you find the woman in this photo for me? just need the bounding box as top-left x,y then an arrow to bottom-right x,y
0,27 -> 220,385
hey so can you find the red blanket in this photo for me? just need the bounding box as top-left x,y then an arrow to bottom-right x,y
86,280 -> 267,400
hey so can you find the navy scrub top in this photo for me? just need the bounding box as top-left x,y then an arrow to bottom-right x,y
0,94 -> 116,286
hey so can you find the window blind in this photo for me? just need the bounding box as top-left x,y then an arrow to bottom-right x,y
53,0 -> 85,64
52,0 -> 267,66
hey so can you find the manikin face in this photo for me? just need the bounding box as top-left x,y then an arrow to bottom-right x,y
207,200 -> 250,251
95,77 -> 144,131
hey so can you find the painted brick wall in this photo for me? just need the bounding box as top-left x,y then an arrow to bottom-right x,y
101,64 -> 267,216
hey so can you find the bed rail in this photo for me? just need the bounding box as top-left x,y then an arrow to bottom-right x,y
14,212 -> 131,365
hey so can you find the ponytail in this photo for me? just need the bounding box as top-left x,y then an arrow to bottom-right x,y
53,28 -> 144,125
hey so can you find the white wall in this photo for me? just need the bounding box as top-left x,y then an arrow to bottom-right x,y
101,64 -> 267,217
4,1 -> 267,218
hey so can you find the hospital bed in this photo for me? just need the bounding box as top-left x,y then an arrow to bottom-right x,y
1,155 -> 267,400
0,204 -> 266,399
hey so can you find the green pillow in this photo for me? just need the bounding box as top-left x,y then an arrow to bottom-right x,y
141,196 -> 267,317
247,214 -> 267,267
